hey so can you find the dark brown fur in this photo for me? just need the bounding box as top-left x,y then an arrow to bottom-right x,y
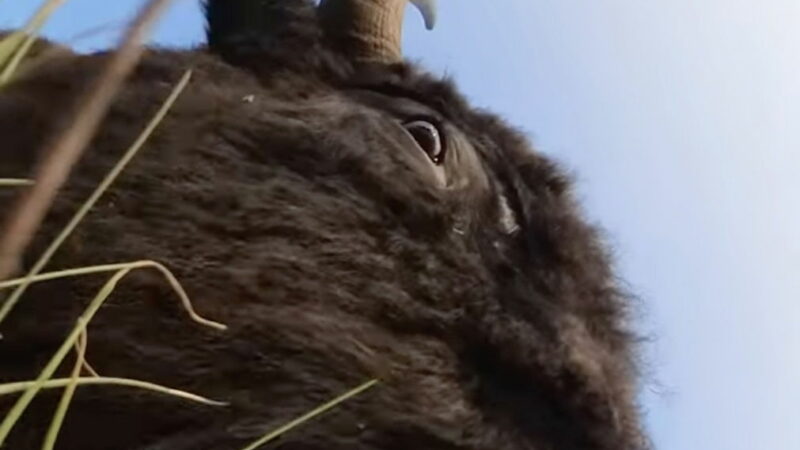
0,1 -> 647,448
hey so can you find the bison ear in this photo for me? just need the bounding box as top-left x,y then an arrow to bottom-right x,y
497,190 -> 520,235
491,141 -> 574,245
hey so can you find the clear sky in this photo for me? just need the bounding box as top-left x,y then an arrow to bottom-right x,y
3,1 -> 798,448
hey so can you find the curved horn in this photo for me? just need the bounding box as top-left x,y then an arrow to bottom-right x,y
318,0 -> 437,63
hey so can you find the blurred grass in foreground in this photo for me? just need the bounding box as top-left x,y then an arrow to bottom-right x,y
0,1 -> 378,449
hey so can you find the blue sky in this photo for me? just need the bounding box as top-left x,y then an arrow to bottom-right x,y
3,1 -> 798,448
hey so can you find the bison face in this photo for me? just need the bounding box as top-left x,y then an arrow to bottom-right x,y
0,1 -> 646,449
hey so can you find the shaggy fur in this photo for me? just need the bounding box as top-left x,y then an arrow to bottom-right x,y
0,1 -> 647,449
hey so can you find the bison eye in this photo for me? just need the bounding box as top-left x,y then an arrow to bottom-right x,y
404,119 -> 445,164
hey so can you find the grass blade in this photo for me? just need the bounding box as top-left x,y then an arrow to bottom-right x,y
72,330 -> 100,377
0,69 -> 193,325
0,258 -> 226,331
0,267 -> 131,445
0,179 -> 34,187
240,380 -> 380,450
0,0 -> 175,283
41,325 -> 87,450
0,377 -> 227,407
0,0 -> 69,85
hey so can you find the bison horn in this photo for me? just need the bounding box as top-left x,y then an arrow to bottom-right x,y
318,0 -> 437,63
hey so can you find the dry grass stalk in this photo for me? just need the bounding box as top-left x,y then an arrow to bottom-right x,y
0,0 -> 174,281
0,377 -> 228,407
0,69 -> 194,326
0,179 -> 34,187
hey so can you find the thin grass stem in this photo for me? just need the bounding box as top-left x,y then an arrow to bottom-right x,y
240,380 -> 380,450
0,0 -> 176,282
0,268 -> 130,445
0,377 -> 227,407
0,0 -> 69,84
0,179 -> 34,187
0,258 -> 226,331
0,69 -> 193,325
41,323 -> 87,450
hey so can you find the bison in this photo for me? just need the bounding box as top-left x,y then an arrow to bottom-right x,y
0,0 -> 647,449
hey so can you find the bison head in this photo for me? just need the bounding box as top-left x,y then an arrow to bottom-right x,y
0,1 -> 647,449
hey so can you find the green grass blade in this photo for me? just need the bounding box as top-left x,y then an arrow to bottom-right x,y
0,179 -> 34,187
41,325 -> 87,450
0,33 -> 27,68
0,377 -> 227,407
0,259 -> 226,331
0,267 -> 131,445
0,0 -> 69,84
240,379 -> 380,450
0,69 -> 193,326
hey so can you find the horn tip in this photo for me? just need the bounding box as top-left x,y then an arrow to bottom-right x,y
411,0 -> 437,30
